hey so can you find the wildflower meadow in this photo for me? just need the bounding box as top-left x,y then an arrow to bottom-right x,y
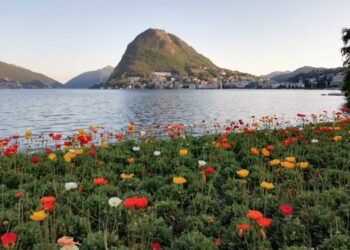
0,111 -> 350,249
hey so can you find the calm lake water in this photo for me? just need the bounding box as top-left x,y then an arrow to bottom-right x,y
0,89 -> 345,137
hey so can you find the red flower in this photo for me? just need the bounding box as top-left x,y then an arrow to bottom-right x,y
45,148 -> 53,154
15,192 -> 25,198
246,210 -> 263,220
297,113 -> 306,118
135,197 -> 148,209
31,157 -> 41,164
40,196 -> 56,212
266,145 -> 275,150
12,135 -> 20,139
1,232 -> 17,247
93,178 -> 108,185
237,224 -> 250,237
256,218 -> 272,228
5,147 -> 16,157
89,150 -> 96,156
41,196 -> 56,204
203,167 -> 215,174
123,197 -> 148,209
279,205 -> 293,215
151,241 -> 161,250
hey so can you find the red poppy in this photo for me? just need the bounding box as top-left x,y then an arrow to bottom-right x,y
89,150 -> 96,156
15,192 -> 25,198
45,148 -> 53,154
5,147 -> 16,157
41,196 -> 56,204
55,144 -> 62,148
93,178 -> 108,185
246,210 -> 263,220
135,197 -> 148,209
116,134 -> 123,140
12,135 -> 20,139
256,218 -> 272,228
31,157 -> 41,164
151,241 -> 161,250
297,113 -> 306,118
41,202 -> 55,212
266,145 -> 275,150
279,205 -> 293,215
123,197 -> 148,209
1,232 -> 17,248
203,167 -> 215,174
237,224 -> 250,237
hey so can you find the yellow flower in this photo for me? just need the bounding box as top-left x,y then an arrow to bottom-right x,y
48,153 -> 57,161
333,136 -> 342,142
281,161 -> 295,169
101,137 -> 108,143
269,159 -> 280,166
179,149 -> 188,156
75,149 -> 84,155
30,210 -> 47,221
298,162 -> 309,169
101,143 -> 109,148
25,131 -> 32,139
173,176 -> 187,185
120,173 -> 134,180
212,141 -> 220,148
64,145 -> 71,152
285,157 -> 296,163
334,126 -> 341,131
64,152 -> 76,162
260,181 -> 274,190
236,169 -> 249,178
78,129 -> 85,135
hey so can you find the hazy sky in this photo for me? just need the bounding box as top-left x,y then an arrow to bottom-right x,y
0,0 -> 349,83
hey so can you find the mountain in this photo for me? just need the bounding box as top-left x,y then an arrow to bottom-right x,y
65,66 -> 113,88
106,28 -> 253,88
270,66 -> 327,82
264,70 -> 291,79
0,60 -> 62,88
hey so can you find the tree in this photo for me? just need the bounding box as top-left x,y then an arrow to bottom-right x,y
341,28 -> 350,104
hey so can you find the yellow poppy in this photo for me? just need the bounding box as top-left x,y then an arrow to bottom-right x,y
120,173 -> 134,180
77,129 -> 85,135
30,210 -> 47,221
269,159 -> 280,166
285,157 -> 296,163
75,149 -> 84,155
260,181 -> 274,190
281,161 -> 295,169
64,152 -> 76,162
179,149 -> 188,156
333,136 -> 342,142
25,131 -> 32,139
236,169 -> 249,178
101,143 -> 109,148
173,176 -> 187,185
298,162 -> 309,169
48,153 -> 57,161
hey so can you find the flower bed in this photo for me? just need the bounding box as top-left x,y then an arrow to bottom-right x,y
0,113 -> 350,249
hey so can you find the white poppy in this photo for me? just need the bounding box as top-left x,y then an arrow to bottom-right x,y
65,182 -> 78,191
311,139 -> 319,143
198,160 -> 207,167
109,197 -> 122,207
153,150 -> 161,156
132,146 -> 140,151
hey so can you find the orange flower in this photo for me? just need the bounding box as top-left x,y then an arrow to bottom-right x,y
261,148 -> 270,157
93,178 -> 108,185
127,157 -> 135,164
250,147 -> 259,155
246,210 -> 263,220
237,224 -> 250,237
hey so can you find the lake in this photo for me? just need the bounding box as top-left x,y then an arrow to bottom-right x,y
0,89 -> 346,137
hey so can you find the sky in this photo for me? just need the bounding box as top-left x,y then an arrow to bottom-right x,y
0,0 -> 349,83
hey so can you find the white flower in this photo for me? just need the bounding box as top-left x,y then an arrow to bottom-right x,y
61,246 -> 79,250
69,149 -> 75,153
311,139 -> 319,143
140,130 -> 146,136
65,182 -> 78,191
153,150 -> 161,156
198,160 -> 207,167
132,146 -> 140,151
298,127 -> 304,131
108,197 -> 122,207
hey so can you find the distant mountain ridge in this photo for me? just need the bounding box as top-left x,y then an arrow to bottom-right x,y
268,66 -> 332,82
106,28 -> 253,88
65,66 -> 113,88
0,60 -> 62,88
